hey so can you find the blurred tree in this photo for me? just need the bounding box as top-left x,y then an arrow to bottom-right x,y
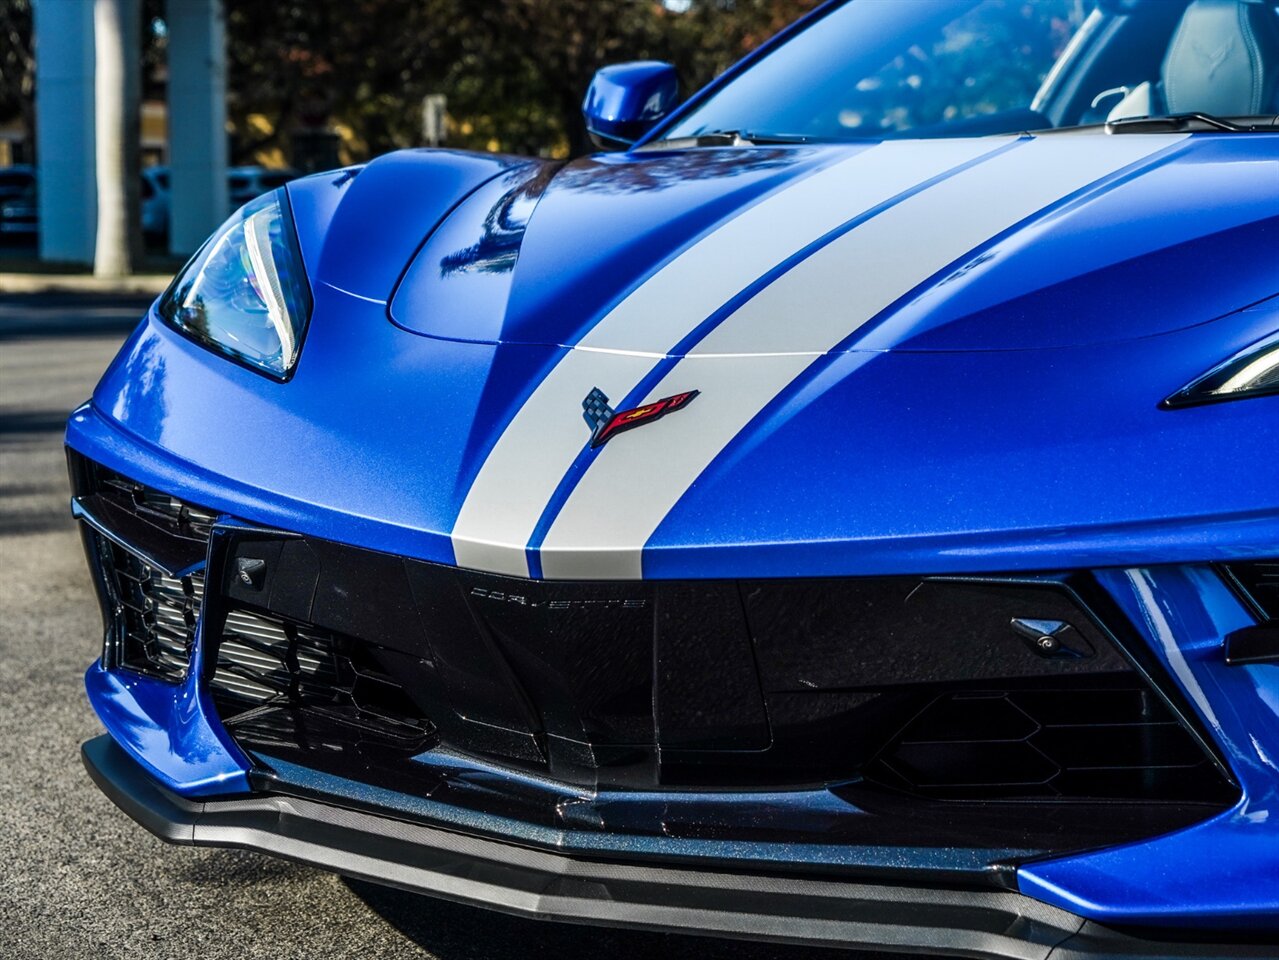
220,0 -> 824,162
0,0 -> 165,165
431,0 -> 669,157
223,0 -> 443,165
664,0 -> 823,87
0,0 -> 831,166
94,0 -> 143,277
0,0 -> 35,160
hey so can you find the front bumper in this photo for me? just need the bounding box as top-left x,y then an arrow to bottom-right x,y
66,423 -> 1279,939
82,734 -> 1275,960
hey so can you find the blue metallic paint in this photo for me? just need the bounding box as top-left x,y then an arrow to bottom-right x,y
72,285 -> 1278,589
518,137 -> 1021,578
389,136 -> 1278,357
69,135 -> 1279,582
582,61 -> 681,146
85,638 -> 252,798
854,137 -> 1279,351
386,163 -> 560,343
69,128 -> 1279,928
390,144 -> 863,348
70,290 -> 472,570
291,148 -> 534,303
645,296 -> 1279,580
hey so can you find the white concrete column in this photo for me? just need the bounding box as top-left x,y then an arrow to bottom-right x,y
94,0 -> 142,276
34,0 -> 97,265
167,0 -> 228,256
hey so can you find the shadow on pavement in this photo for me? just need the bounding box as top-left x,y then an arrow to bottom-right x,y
0,292 -> 152,341
0,409 -> 79,536
0,409 -> 79,435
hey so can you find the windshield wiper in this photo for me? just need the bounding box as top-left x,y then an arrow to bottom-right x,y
1106,113 -> 1278,134
646,114 -> 1279,149
638,130 -> 814,150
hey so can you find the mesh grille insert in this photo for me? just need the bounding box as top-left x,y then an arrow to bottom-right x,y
211,607 -> 434,748
73,459 -> 217,682
68,454 -> 1235,838
95,533 -> 205,682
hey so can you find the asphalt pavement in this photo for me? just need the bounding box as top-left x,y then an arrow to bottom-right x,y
0,291 -> 893,959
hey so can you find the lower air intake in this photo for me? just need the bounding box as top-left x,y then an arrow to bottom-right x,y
210,607 -> 435,752
94,532 -> 204,682
70,453 -> 217,682
867,683 -> 1229,802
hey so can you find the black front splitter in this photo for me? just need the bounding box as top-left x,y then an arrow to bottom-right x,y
81,736 -> 1272,960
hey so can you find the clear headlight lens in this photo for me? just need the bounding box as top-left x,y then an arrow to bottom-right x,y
158,190 -> 311,379
1164,330 -> 1279,408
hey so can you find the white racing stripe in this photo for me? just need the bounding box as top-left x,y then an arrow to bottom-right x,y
539,134 -> 1187,579
451,138 -> 1008,576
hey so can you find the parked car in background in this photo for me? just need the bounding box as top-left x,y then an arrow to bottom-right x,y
140,166 -> 170,243
0,165 -> 36,237
0,168 -> 169,245
0,164 -> 297,246
0,164 -> 34,203
0,182 -> 37,240
227,165 -> 298,215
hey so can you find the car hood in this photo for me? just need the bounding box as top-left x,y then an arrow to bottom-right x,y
85,133 -> 1279,582
367,134 -> 1279,355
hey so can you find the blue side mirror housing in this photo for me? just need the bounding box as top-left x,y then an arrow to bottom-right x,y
582,62 -> 680,151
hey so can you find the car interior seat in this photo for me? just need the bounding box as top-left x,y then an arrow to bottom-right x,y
1107,0 -> 1279,120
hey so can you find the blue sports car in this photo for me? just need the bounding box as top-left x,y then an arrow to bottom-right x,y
71,1 -> 1278,956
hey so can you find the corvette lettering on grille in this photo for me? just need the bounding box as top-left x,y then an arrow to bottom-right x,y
469,587 -> 648,610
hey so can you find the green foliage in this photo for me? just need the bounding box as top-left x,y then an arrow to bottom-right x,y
222,0 -> 823,161
0,0 -> 35,154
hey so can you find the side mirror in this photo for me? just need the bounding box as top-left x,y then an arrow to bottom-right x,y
582,61 -> 680,151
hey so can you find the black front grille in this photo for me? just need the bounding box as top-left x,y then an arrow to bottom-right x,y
207,530 -> 1234,806
99,538 -> 205,681
71,456 -> 1237,858
1224,560 -> 1279,621
868,683 -> 1230,802
74,457 -> 215,682
211,607 -> 434,749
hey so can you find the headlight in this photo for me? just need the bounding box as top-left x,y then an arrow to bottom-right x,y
1163,329 -> 1279,408
158,190 -> 312,380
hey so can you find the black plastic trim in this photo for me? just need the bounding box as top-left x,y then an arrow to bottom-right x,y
1224,626 -> 1279,666
71,496 -> 205,579
82,735 -> 1073,957
81,735 -> 1275,960
1219,561 -> 1279,623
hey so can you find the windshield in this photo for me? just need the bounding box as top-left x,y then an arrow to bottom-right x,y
661,0 -> 1279,143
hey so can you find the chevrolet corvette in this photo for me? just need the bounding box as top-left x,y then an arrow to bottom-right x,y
70,1 -> 1278,956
